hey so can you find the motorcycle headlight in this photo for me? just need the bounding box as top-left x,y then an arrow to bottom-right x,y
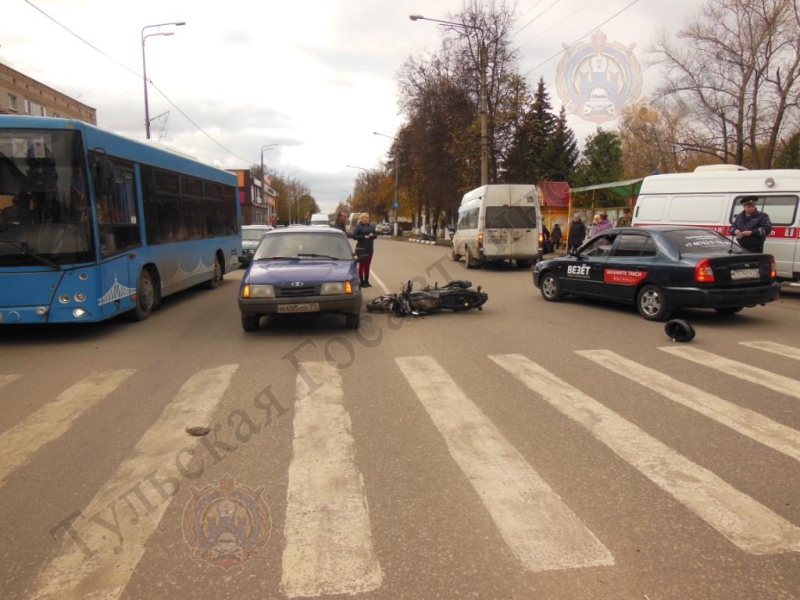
244,284 -> 275,298
321,282 -> 348,295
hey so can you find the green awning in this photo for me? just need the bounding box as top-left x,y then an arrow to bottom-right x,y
571,177 -> 644,197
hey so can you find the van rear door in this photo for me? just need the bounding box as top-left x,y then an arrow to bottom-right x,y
484,205 -> 538,259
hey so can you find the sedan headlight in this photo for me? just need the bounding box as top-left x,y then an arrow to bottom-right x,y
242,284 -> 275,299
321,281 -> 352,295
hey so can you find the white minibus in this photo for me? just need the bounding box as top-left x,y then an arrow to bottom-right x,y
632,166 -> 800,281
452,184 -> 542,269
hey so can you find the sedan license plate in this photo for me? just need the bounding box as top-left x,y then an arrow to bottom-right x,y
731,268 -> 759,280
278,303 -> 319,314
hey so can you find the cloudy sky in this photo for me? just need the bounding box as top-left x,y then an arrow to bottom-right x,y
2,0 -> 701,214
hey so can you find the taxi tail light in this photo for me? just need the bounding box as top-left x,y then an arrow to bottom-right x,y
477,232 -> 483,250
694,259 -> 715,283
770,257 -> 777,279
242,285 -> 251,299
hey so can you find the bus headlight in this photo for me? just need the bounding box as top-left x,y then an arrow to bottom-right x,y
59,294 -> 71,304
74,293 -> 86,303
72,308 -> 87,318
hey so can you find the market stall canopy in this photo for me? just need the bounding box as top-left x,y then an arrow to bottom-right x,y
571,177 -> 645,198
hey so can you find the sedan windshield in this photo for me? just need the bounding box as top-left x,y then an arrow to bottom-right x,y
242,228 -> 271,241
253,232 -> 353,260
664,230 -> 745,256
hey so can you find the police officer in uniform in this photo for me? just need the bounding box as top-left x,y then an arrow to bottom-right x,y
729,196 -> 772,253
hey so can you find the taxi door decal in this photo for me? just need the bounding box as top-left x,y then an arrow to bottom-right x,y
603,269 -> 647,285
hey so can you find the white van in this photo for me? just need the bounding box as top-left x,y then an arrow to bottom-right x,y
452,184 -> 542,269
632,166 -> 800,281
310,213 -> 330,227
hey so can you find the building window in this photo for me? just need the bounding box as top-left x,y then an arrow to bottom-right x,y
8,94 -> 18,112
24,99 -> 32,114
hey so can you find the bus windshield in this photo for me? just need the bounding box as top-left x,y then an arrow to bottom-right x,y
0,129 -> 95,267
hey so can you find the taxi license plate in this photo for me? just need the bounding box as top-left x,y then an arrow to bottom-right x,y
731,268 -> 759,280
278,303 -> 319,314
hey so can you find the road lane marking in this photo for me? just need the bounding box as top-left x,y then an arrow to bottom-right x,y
492,353 -> 800,555
281,361 -> 382,597
0,370 -> 136,489
0,373 -> 23,390
659,347 -> 800,400
30,365 -> 238,600
578,350 -> 800,462
740,341 -> 800,362
397,356 -> 613,572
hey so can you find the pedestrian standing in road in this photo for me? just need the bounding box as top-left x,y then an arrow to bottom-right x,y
616,207 -> 632,227
729,196 -> 772,253
551,223 -> 562,250
353,213 -> 377,287
334,212 -> 347,233
568,215 -> 587,252
541,223 -> 552,253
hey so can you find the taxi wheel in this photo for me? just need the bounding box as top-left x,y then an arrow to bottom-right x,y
464,247 -> 475,269
637,284 -> 672,321
540,273 -> 564,302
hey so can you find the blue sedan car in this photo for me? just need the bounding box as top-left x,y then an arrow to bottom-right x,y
533,226 -> 780,321
238,227 -> 364,331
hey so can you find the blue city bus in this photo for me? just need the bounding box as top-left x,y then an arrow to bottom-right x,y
0,116 -> 241,324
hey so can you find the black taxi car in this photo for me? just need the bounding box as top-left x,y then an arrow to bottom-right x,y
533,226 -> 780,321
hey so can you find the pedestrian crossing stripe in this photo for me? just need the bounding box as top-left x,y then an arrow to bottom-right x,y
739,341 -> 800,362
30,365 -> 238,600
491,353 -> 800,556
0,369 -> 136,490
577,349 -> 800,463
282,361 -> 382,597
659,346 -> 800,400
0,373 -> 22,390
398,355 -> 614,572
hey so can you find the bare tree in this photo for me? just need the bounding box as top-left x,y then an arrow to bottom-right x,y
649,0 -> 800,168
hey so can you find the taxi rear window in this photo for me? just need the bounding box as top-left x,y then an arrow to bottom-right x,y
664,230 -> 744,255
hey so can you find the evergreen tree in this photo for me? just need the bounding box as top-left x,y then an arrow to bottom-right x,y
526,77 -> 555,183
544,106 -> 579,182
574,129 -> 624,206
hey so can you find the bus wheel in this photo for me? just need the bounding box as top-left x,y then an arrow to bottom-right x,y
205,255 -> 223,289
464,247 -> 474,269
132,269 -> 155,321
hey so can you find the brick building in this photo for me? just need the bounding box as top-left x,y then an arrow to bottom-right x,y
228,169 -> 278,225
0,61 -> 96,123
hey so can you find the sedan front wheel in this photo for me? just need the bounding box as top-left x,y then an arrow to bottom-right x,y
539,273 -> 564,302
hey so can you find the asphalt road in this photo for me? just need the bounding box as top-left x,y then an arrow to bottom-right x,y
1,237 -> 799,600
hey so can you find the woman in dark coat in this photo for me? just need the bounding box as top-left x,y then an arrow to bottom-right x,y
352,213 -> 377,287
568,215 -> 587,251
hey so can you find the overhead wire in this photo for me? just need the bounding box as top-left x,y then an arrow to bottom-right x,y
23,0 -> 252,165
514,0 -> 563,36
520,0 -> 598,47
521,0 -> 644,78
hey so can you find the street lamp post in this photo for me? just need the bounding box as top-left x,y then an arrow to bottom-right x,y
373,132 -> 400,236
410,14 -> 488,185
142,21 -> 185,140
260,144 -> 279,224
346,165 -> 372,216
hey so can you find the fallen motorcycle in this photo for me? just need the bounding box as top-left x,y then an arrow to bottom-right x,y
366,280 -> 488,316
